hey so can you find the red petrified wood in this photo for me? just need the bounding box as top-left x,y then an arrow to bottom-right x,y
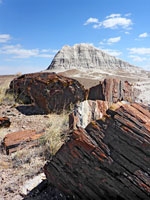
9,72 -> 86,113
88,78 -> 134,103
44,103 -> 150,200
3,129 -> 45,154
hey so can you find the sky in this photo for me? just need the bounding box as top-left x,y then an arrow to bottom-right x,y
0,0 -> 150,75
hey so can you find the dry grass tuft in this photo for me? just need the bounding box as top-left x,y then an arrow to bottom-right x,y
0,79 -> 15,105
41,112 -> 70,157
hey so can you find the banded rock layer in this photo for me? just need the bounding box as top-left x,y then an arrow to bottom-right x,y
88,78 -> 135,103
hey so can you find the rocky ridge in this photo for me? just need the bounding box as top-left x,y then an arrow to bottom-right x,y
47,43 -> 141,73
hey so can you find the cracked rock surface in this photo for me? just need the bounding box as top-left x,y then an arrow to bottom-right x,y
44,102 -> 150,200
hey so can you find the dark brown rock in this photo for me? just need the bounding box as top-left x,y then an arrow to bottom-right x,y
0,117 -> 10,128
9,72 -> 86,113
88,78 -> 135,103
3,129 -> 45,154
44,102 -> 150,200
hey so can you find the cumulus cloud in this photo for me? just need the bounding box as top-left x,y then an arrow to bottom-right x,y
101,48 -> 122,57
139,32 -> 149,38
37,54 -> 54,58
100,17 -> 132,29
128,48 -> 150,55
129,55 -> 147,62
106,14 -> 121,19
84,14 -> 132,30
0,34 -> 11,43
99,36 -> 121,45
0,45 -> 39,58
107,37 -> 121,44
84,17 -> 99,25
41,49 -> 58,53
0,44 -> 55,58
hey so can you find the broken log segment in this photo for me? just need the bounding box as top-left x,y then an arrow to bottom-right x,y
44,103 -> 150,200
3,129 -> 45,154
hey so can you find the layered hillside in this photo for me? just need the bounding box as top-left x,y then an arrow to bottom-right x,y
47,43 -> 141,73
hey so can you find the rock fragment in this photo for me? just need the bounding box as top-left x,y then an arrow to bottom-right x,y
3,129 -> 45,154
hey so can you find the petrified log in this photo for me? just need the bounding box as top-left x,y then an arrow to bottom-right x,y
44,102 -> 150,200
3,129 -> 45,154
0,117 -> 10,128
69,100 -> 110,129
9,72 -> 86,113
88,78 -> 135,103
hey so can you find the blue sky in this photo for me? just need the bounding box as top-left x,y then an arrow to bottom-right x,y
0,0 -> 150,74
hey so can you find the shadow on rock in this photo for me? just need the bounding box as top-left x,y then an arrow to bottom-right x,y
23,180 -> 73,200
16,105 -> 47,115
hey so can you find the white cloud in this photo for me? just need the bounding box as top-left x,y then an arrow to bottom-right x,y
129,55 -> 147,62
141,65 -> 150,71
128,48 -> 150,55
0,44 -> 55,58
37,54 -> 54,58
0,34 -> 11,43
84,14 -> 132,30
93,24 -> 101,29
101,17 -> 132,29
106,14 -> 121,19
99,37 -> 121,45
101,48 -> 122,57
125,31 -> 130,34
139,32 -> 149,38
0,45 -> 39,58
84,18 -> 99,25
107,36 -> 121,44
41,49 -> 58,53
